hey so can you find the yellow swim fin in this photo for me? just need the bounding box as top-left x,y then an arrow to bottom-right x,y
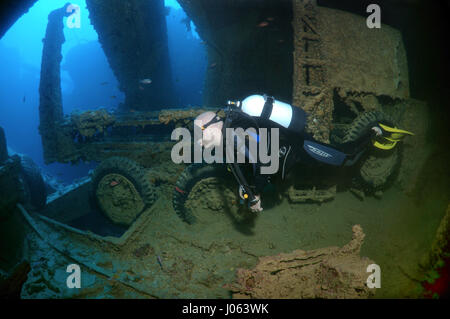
373,123 -> 414,150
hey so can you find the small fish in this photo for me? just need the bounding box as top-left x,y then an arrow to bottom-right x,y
22,95 -> 26,103
209,62 -> 217,69
110,95 -> 116,99
139,78 -> 152,85
157,255 -> 163,270
139,86 -> 144,90
175,186 -> 185,194
130,109 -> 136,113
257,21 -> 269,28
278,39 -> 285,43
267,17 -> 275,21
100,82 -> 108,86
110,180 -> 120,187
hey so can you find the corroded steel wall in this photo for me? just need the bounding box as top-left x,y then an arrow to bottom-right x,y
86,0 -> 175,111
292,0 -> 409,142
38,6 -> 70,161
178,0 -> 294,106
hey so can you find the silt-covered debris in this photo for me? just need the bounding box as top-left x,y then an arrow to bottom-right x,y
226,225 -> 375,298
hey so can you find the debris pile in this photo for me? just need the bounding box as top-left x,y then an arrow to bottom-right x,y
226,225 -> 375,299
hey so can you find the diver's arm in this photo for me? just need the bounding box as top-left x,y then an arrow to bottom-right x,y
226,142 -> 263,211
225,108 -> 264,212
229,162 -> 262,212
250,167 -> 265,213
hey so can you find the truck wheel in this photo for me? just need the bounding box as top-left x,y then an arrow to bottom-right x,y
343,111 -> 401,191
173,164 -> 233,224
92,157 -> 156,226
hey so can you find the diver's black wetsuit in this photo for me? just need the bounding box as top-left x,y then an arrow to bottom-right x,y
222,102 -> 309,200
223,98 -> 375,202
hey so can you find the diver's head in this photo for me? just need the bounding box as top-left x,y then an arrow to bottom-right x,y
194,111 -> 224,148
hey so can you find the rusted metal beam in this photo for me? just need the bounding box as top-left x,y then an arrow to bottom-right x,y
38,5 -> 70,163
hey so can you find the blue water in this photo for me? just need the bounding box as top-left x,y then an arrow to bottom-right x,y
0,0 -> 206,184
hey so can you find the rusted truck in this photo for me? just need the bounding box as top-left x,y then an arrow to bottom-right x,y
33,0 -> 416,228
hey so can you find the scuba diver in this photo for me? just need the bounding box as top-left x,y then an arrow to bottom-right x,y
188,94 -> 413,214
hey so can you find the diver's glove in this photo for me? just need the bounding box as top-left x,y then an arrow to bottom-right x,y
371,126 -> 383,136
249,195 -> 263,213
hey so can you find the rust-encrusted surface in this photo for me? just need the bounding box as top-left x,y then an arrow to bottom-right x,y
292,0 -> 333,143
38,0 -> 414,164
319,7 -> 409,98
42,108 -> 219,164
287,185 -> 336,203
225,225 -> 375,299
292,0 -> 410,143
38,5 -> 68,161
159,108 -> 223,125
430,205 -> 450,266
71,109 -> 115,138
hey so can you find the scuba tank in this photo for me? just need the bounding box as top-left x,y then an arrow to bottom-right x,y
231,94 -> 308,135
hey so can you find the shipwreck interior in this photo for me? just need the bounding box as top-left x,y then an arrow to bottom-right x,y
0,0 -> 448,299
